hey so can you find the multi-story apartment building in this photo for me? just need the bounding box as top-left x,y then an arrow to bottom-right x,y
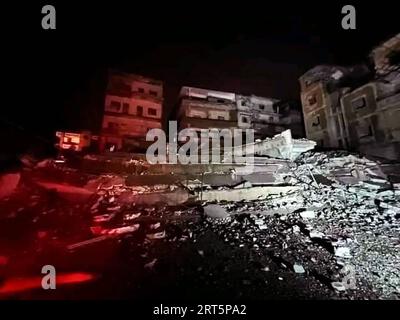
177,86 -> 237,134
340,34 -> 400,160
299,33 -> 400,159
236,95 -> 283,139
299,65 -> 369,149
100,70 -> 163,152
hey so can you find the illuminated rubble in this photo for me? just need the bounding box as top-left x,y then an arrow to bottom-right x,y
0,149 -> 399,299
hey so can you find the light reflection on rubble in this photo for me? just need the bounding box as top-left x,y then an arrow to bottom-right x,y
0,150 -> 399,299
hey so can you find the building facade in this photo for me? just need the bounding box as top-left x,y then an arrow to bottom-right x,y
299,33 -> 400,159
100,70 -> 163,152
340,34 -> 400,160
177,86 -> 237,134
236,95 -> 283,139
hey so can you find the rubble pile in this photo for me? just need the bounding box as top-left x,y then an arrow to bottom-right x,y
1,151 -> 399,299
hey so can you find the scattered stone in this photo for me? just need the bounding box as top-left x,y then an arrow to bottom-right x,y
293,264 -> 305,274
203,204 -> 229,219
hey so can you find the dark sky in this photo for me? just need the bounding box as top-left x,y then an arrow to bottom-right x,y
2,1 -> 399,141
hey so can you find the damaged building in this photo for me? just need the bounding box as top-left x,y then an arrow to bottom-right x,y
340,34 -> 400,160
100,70 -> 164,152
300,33 -> 400,159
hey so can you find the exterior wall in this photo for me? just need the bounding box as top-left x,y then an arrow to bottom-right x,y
101,71 -> 164,151
178,87 -> 237,132
300,78 -> 350,148
341,83 -> 400,159
236,95 -> 281,138
300,82 -> 331,147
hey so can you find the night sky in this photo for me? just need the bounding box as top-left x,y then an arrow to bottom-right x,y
2,1 -> 399,152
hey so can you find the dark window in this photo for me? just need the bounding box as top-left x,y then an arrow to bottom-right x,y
269,116 -> 274,122
273,105 -> 278,113
312,116 -> 321,127
217,99 -> 225,103
148,108 -> 157,116
137,106 -> 143,116
358,124 -> 373,139
241,101 -> 246,106
122,103 -> 129,113
242,117 -> 248,123
352,97 -> 367,110
138,88 -> 145,93
218,116 -> 225,120
259,104 -> 265,110
110,101 -> 121,111
307,95 -> 317,105
149,90 -> 158,97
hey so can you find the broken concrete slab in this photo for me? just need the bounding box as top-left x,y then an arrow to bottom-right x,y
203,204 -> 229,219
117,188 -> 190,206
197,186 -> 300,202
36,181 -> 94,202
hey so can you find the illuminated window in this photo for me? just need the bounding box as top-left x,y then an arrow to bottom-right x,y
148,108 -> 157,116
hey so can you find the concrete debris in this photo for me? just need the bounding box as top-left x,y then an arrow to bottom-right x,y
150,222 -> 161,230
146,230 -> 166,240
334,247 -> 352,258
103,224 -> 140,235
203,204 -> 229,219
293,264 -> 305,274
331,282 -> 347,292
144,258 -> 158,270
299,210 -> 316,219
199,186 -> 300,202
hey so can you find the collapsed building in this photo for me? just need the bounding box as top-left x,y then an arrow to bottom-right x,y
300,33 -> 400,160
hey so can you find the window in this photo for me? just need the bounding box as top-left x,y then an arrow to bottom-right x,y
110,101 -> 121,111
307,95 -> 317,105
148,108 -> 157,116
241,101 -> 246,107
149,90 -> 158,97
269,116 -> 274,122
217,99 -> 225,103
352,97 -> 367,110
312,116 -> 321,127
242,117 -> 248,123
122,103 -> 129,114
137,106 -> 143,116
259,104 -> 265,110
138,88 -> 144,93
357,122 -> 373,139
218,116 -> 225,120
